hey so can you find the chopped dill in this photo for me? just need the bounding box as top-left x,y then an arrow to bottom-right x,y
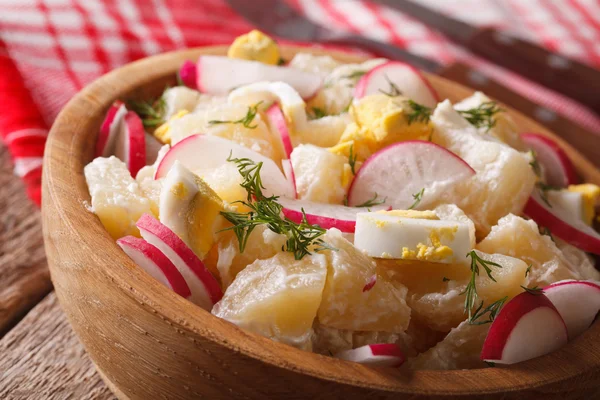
521,285 -> 544,295
208,101 -> 263,129
379,74 -> 403,97
462,251 -> 503,321
469,296 -> 508,325
354,193 -> 386,208
348,144 -> 357,175
408,188 -> 425,210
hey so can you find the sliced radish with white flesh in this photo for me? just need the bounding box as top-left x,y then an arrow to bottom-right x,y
229,81 -> 307,133
543,280 -> 600,340
481,291 -> 568,365
96,101 -> 127,157
335,344 -> 405,367
145,132 -> 163,165
281,159 -> 297,198
521,133 -> 578,187
114,111 -> 146,177
279,198 -> 387,233
524,190 -> 600,254
154,135 -> 294,199
196,55 -> 321,99
117,236 -> 191,298
179,60 -> 197,89
266,104 -> 293,159
347,140 -> 475,209
137,213 -> 222,310
354,61 -> 439,107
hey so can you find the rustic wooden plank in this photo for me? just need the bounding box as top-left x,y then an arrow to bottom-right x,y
0,292 -> 114,399
0,144 -> 52,335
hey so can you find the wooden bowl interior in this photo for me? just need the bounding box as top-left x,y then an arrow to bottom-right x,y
42,46 -> 600,398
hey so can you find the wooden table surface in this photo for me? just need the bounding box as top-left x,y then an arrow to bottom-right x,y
0,143 -> 115,399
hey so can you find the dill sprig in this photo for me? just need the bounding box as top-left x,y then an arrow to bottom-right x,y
128,96 -> 166,128
209,101 -> 263,129
309,107 -> 327,120
470,296 -> 508,325
525,263 -> 532,277
521,285 -> 544,295
408,188 -> 425,210
355,193 -> 386,208
529,150 -> 542,178
459,101 -> 503,131
405,100 -> 432,125
379,74 -> 403,97
348,144 -> 357,175
536,182 -> 560,208
342,70 -> 367,82
462,251 -> 503,321
218,155 -> 336,259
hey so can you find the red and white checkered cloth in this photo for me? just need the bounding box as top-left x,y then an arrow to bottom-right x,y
2,0 -> 600,205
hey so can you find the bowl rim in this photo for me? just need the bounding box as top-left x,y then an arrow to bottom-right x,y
43,45 -> 600,395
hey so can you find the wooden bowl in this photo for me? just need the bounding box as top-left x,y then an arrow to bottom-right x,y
42,46 -> 600,400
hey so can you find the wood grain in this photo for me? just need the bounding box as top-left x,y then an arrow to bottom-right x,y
43,46 -> 600,399
0,144 -> 52,335
0,292 -> 114,400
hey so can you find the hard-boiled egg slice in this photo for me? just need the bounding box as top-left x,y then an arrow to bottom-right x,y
159,160 -> 226,259
546,190 -> 585,224
354,210 -> 473,264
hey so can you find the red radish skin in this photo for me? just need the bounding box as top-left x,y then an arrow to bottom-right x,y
362,274 -> 377,292
117,236 -> 191,298
543,280 -> 600,339
521,133 -> 578,187
267,104 -> 293,159
118,111 -> 146,177
481,292 -> 568,364
179,60 -> 197,89
524,193 -> 600,255
96,101 -> 126,157
279,199 -> 387,233
195,55 -> 321,99
354,61 -> 439,107
281,159 -> 297,198
336,343 -> 405,367
137,214 -> 222,309
347,140 -> 475,209
154,135 -> 294,199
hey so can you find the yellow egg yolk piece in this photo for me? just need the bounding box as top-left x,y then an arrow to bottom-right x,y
154,109 -> 189,144
227,30 -> 281,65
567,184 -> 600,225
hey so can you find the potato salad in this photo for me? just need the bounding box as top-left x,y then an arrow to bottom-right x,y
85,30 -> 600,370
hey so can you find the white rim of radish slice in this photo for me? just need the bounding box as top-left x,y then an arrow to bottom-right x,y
196,55 -> 321,99
266,104 -> 293,159
117,236 -> 191,298
335,343 -> 405,367
137,213 -> 222,310
279,198 -> 388,233
96,102 -> 127,157
521,132 -> 578,187
154,135 -> 295,199
354,60 -> 439,107
543,279 -> 600,340
524,191 -> 600,255
347,140 -> 475,209
281,159 -> 297,199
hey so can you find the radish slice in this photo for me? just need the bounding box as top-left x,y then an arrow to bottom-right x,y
266,104 -> 293,159
196,55 -> 321,99
543,280 -> 600,340
524,190 -> 600,254
335,344 -> 405,367
117,236 -> 191,298
154,135 -> 294,199
179,60 -> 197,89
281,159 -> 297,199
96,101 -> 127,157
347,140 -> 475,209
279,198 -> 388,233
521,133 -> 578,187
114,111 -> 146,177
354,61 -> 439,107
137,214 -> 222,310
481,291 -> 568,365
145,132 -> 163,165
